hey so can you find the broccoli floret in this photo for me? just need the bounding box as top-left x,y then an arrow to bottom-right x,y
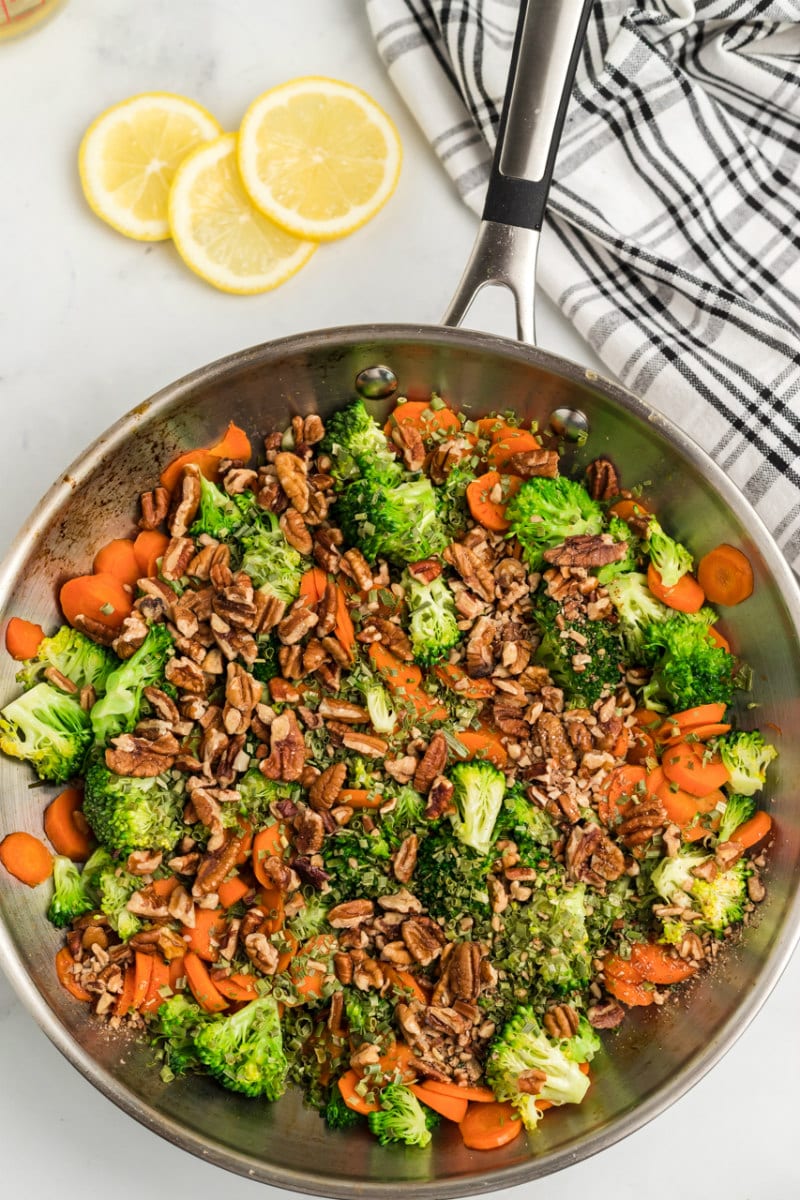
641,614 -> 735,713
325,1087 -> 364,1130
562,1017 -> 602,1064
716,731 -> 778,796
193,994 -> 288,1099
233,767 -> 295,827
606,571 -> 671,658
435,459 -> 472,541
645,515 -> 693,587
16,625 -> 116,694
596,517 -> 639,586
535,595 -> 625,708
82,847 -> 143,939
150,993 -> 209,1079
47,855 -> 94,928
0,682 -> 92,783
240,511 -> 306,604
251,634 -> 280,685
368,1083 -> 435,1148
448,760 -> 506,855
403,571 -> 460,667
497,788 -> 558,850
287,892 -> 331,941
380,784 -> 426,845
652,849 -> 749,933
89,625 -> 174,745
718,793 -> 757,842
320,398 -> 401,485
337,474 -> 448,565
190,475 -> 246,540
83,761 -> 184,857
349,659 -> 398,735
486,1006 -> 591,1131
506,477 -> 603,570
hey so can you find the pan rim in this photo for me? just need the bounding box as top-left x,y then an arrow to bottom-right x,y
2,322 -> 799,1197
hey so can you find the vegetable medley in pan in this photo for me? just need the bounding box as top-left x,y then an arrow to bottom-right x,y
0,396 -> 777,1152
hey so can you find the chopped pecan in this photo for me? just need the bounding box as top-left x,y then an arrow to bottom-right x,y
309,762 -> 345,811
279,644 -> 304,679
313,526 -> 342,574
297,413 -> 325,444
353,958 -> 385,992
167,884 -> 195,927
715,840 -> 744,871
318,697 -> 369,724
259,711 -> 306,781
518,1069 -> 547,1095
143,685 -> 180,726
258,854 -> 298,894
126,850 -> 163,876
222,661 -> 262,735
587,999 -> 626,1029
165,654 -> 208,696
139,486 -> 170,530
413,732 -> 448,795
275,452 -> 309,513
111,613 -> 150,660
505,448 -> 559,478
378,888 -> 423,914
406,558 -> 442,584
293,807 -> 325,856
444,541 -> 495,603
466,616 -> 496,678
222,466 -> 258,495
312,581 -> 337,638
536,712 -> 575,767
280,508 -> 313,555
357,617 -> 413,661
277,596 -> 318,644
213,581 -> 258,631
543,1004 -> 580,1040
392,834 -> 419,884
293,856 -> 330,890
391,421 -> 425,471
105,734 -> 175,777
566,823 -> 626,886
341,730 -> 388,757
385,755 -> 418,785
747,873 -> 766,903
380,941 -> 414,966
401,916 -> 446,966
269,677 -> 300,704
328,899 -> 374,928
585,457 -> 620,501
245,932 -> 280,975
428,437 -> 473,483
168,464 -> 202,536
543,534 -> 628,568
424,775 -> 456,820
187,782 -> 225,851
125,888 -> 169,920
333,952 -> 354,985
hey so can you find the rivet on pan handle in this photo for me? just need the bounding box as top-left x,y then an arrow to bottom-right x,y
442,0 -> 595,346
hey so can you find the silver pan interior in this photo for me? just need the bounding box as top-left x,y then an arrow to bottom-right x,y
1,325 -> 799,1197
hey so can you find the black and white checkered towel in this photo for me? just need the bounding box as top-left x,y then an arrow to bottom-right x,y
367,0 -> 800,568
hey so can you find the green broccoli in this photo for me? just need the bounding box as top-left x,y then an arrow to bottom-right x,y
606,571 -> 671,658
497,788 -> 558,850
403,571 -> 460,666
337,474 -> 448,565
534,595 -> 625,708
251,634 -> 280,685
83,761 -> 184,857
150,993 -> 209,1080
718,793 -> 757,842
562,1016 -> 602,1064
349,659 -> 397,735
380,784 -> 426,844
435,459 -> 472,541
233,767 -> 296,827
287,892 -> 331,941
652,849 -> 749,933
645,515 -> 693,588
0,682 -> 92,783
486,1006 -> 592,1131
82,847 -> 143,939
320,398 -> 400,484
716,731 -> 778,796
367,1083 -> 435,1148
16,625 -> 116,694
47,855 -> 94,928
89,624 -> 174,745
240,510 -> 306,604
596,516 -> 639,585
324,1087 -> 364,1130
506,477 -> 603,570
641,613 -> 735,713
448,760 -> 506,855
190,475 -> 247,540
193,994 -> 288,1099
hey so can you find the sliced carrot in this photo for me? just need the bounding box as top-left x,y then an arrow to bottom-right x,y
602,953 -> 643,985
383,400 -> 461,441
635,708 -> 663,728
663,722 -> 731,744
697,544 -> 754,607
291,934 -> 337,999
5,617 -> 45,661
370,1040 -> 417,1082
168,956 -> 186,990
93,538 -> 141,588
218,875 -> 251,908
234,818 -> 253,865
184,951 -> 229,1013
611,727 -> 631,759
256,886 -> 285,936
275,930 -> 299,975
455,727 -> 508,768
114,965 -> 137,1016
183,907 -> 228,963
629,942 -> 697,984
132,952 -> 153,1010
368,644 -> 448,721
655,777 -> 716,832
627,727 -> 656,766
597,764 -> 646,825
731,811 -> 773,849
338,788 -> 383,809
150,875 -> 180,901
0,831 -> 53,886
486,432 -> 540,471
434,662 -> 496,700
160,448 -> 222,494
646,563 -> 705,614
424,1080 -> 496,1104
708,626 -> 731,653
214,973 -> 260,1003
662,742 -> 730,797
608,497 -> 650,523
44,787 -> 95,861
132,530 -> 169,578
299,566 -> 327,606
209,421 -> 251,462
60,573 -> 133,631
459,1101 -> 523,1151
411,1084 -> 468,1124
659,703 -> 727,733
605,975 -> 654,1007
466,471 -> 522,532
142,956 -> 172,1013
338,1069 -> 380,1115
55,946 -> 92,1002
252,824 -> 287,889
299,568 -> 353,653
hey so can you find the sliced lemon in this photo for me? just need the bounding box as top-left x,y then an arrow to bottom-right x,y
168,134 -> 317,294
79,92 -> 222,241
237,76 -> 402,242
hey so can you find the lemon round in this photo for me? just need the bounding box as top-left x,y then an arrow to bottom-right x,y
237,76 -> 402,242
168,134 -> 317,294
79,92 -> 223,241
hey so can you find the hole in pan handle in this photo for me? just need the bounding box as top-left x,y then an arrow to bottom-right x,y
442,0 -> 596,346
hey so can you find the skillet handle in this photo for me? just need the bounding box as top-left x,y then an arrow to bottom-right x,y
442,0 -> 595,345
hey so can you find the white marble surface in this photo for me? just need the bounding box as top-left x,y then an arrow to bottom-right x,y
0,1 -> 798,1195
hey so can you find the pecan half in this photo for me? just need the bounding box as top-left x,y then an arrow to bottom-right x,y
392,834 -> 419,884
536,712 -> 575,767
341,548 -> 373,592
277,596 -> 318,645
566,823 -> 626,886
543,1004 -> 580,1040
401,916 -> 446,965
318,698 -> 369,724
222,661 -> 262,735
194,832 -> 242,896
309,762 -> 345,811
406,558 -> 442,584
444,542 -> 495,603
617,797 -> 666,848
585,457 -> 620,501
168,464 -> 202,536
413,732 -> 448,795
327,899 -> 374,928
293,807 -> 325,856
505,448 -> 559,478
105,734 -> 175,777
587,999 -> 625,1029
341,730 -> 388,757
161,536 -> 196,581
139,486 -> 169,530
543,534 -> 628,568
245,932 -> 280,975
280,508 -> 313,555
143,685 -> 180,726
391,422 -> 425,472
259,711 -> 306,781
165,654 -> 208,696
275,452 -> 309,513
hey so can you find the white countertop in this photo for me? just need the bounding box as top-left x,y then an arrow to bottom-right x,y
1,2 -> 798,1194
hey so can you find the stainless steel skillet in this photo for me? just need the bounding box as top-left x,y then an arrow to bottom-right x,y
1,2 -> 800,1195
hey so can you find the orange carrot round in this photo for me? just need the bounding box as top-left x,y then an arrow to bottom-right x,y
466,471 -> 522,532
384,400 -> 461,441
93,538 -> 141,588
609,497 -> 650,523
5,617 -> 45,661
661,742 -> 730,797
629,942 -> 697,984
647,563 -> 705,613
209,421 -> 251,462
132,530 -> 169,578
459,1101 -> 523,1151
44,787 -> 95,861
132,951 -> 154,1010
60,572 -> 133,631
424,1080 -> 496,1104
183,907 -> 228,963
455,728 -> 508,768
217,875 -> 251,908
184,951 -> 229,1012
486,433 -> 540,471
697,544 -> 754,607
731,810 -> 772,849
0,831 -> 53,886
338,1069 -> 380,1115
55,946 -> 92,1002
411,1083 -> 468,1124
605,975 -> 654,1007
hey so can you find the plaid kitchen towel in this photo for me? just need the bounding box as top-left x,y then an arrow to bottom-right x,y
366,0 -> 800,569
